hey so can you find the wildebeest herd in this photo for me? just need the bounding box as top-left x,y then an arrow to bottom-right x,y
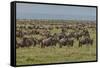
16,20 -> 96,48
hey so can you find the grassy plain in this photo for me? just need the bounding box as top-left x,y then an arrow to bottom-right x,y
16,27 -> 97,65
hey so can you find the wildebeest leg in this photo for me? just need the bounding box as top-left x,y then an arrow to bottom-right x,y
90,40 -> 93,46
77,37 -> 78,40
41,42 -> 44,48
71,41 -> 74,47
41,45 -> 45,48
54,42 -> 56,46
79,42 -> 82,47
76,35 -> 78,40
67,42 -> 70,47
67,43 -> 70,47
33,41 -> 36,47
59,44 -> 62,48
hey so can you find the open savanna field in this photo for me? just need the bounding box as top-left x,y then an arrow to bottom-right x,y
16,20 -> 97,65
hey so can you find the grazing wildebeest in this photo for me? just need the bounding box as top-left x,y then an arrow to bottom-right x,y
79,37 -> 93,47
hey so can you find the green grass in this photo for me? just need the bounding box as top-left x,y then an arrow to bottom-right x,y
16,40 -> 96,65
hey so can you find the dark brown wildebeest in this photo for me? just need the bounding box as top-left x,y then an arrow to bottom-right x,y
79,37 -> 93,47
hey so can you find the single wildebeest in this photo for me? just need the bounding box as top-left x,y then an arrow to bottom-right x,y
79,37 -> 93,47
22,37 -> 34,47
66,38 -> 74,47
59,37 -> 74,48
41,37 -> 53,48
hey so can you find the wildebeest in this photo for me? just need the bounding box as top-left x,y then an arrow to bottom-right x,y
51,35 -> 58,46
79,37 -> 93,47
16,37 -> 37,48
41,36 -> 57,48
59,37 -> 74,48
